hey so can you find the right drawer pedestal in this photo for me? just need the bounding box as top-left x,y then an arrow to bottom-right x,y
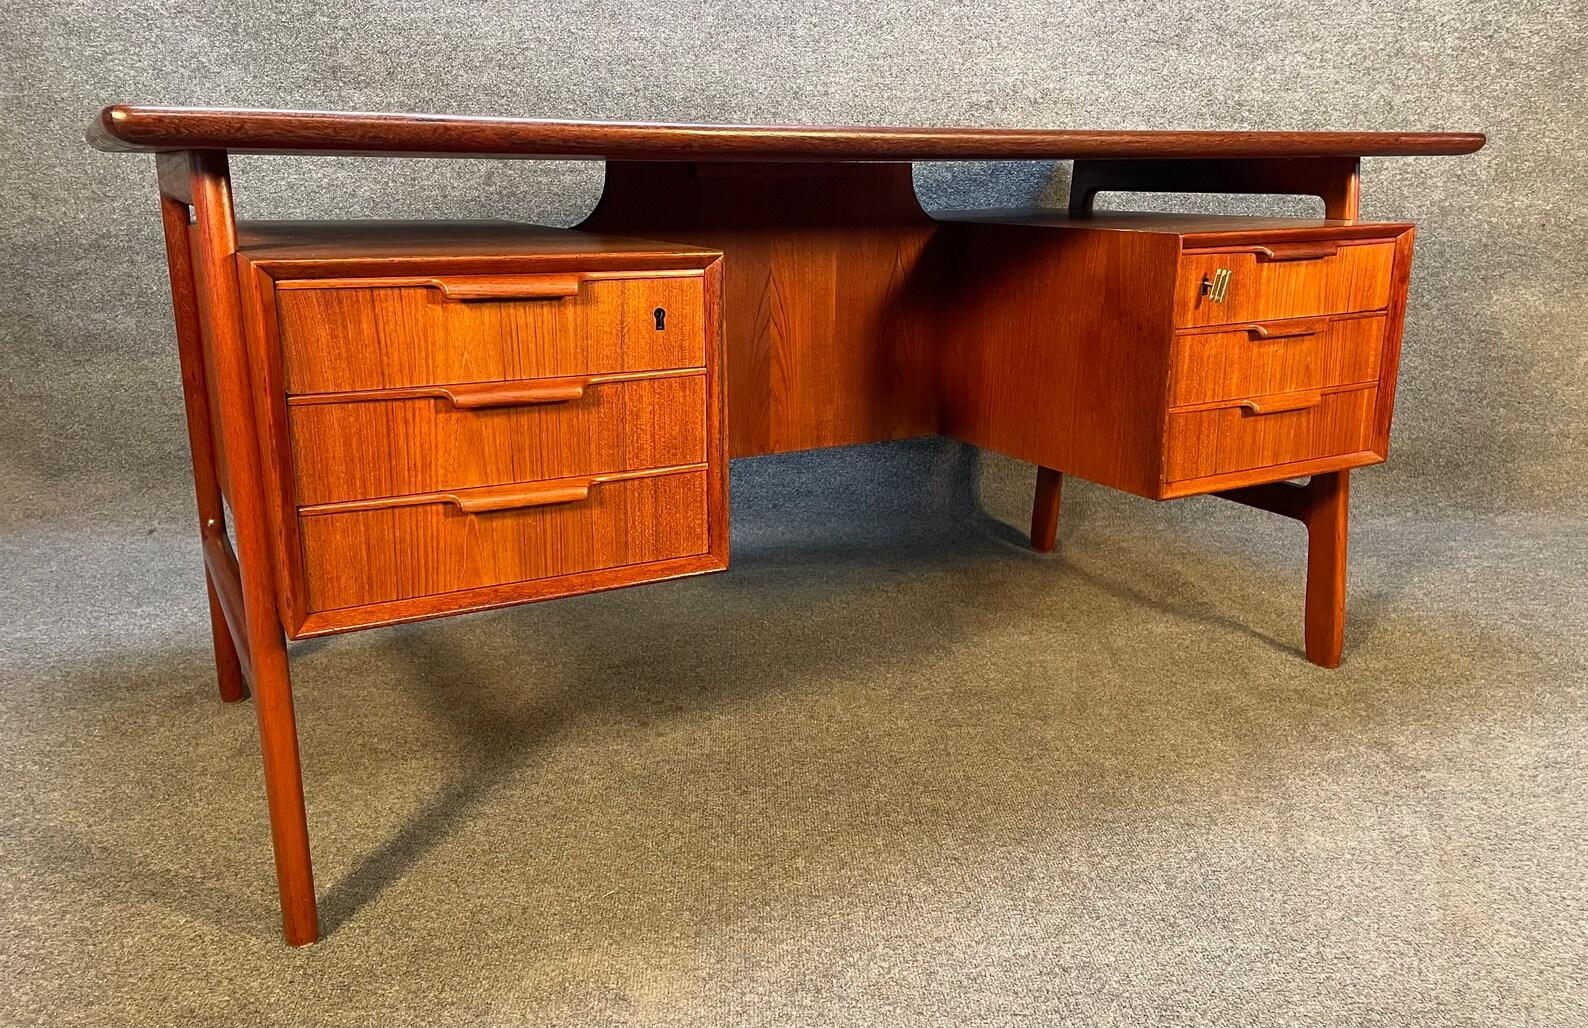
934,213 -> 1414,501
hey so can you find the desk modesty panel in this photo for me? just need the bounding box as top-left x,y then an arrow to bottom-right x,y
88,106 -> 1484,946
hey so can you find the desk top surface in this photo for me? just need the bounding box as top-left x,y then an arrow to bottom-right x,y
89,106 -> 1486,161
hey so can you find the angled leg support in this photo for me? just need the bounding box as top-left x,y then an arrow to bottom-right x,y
157,150 -> 319,946
157,172 -> 247,703
1217,471 -> 1351,668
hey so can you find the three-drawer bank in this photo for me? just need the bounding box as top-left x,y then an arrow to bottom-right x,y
935,212 -> 1414,501
229,222 -> 729,638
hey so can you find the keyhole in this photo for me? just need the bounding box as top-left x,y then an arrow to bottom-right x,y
653,307 -> 666,331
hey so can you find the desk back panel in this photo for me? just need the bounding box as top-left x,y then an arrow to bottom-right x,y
582,162 -> 940,457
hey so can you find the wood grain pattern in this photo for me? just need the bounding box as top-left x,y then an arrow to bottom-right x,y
294,553 -> 728,638
298,468 -> 710,612
582,161 -> 939,456
276,245 -> 730,642
1164,386 -> 1377,481
1370,230 -> 1418,453
235,260 -> 319,635
288,373 -> 706,504
276,274 -> 704,393
1169,314 -> 1384,406
933,218 -> 1182,498
235,220 -> 721,266
88,106 -> 1487,160
1158,452 -> 1382,499
1175,241 -> 1396,327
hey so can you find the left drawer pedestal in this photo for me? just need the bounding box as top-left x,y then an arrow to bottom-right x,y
232,223 -> 729,638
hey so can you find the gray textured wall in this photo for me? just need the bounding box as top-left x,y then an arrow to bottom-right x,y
2,0 -> 1585,532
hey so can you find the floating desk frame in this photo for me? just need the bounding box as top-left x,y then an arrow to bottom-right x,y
89,107 -> 1485,945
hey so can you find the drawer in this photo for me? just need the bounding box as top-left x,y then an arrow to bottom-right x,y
1175,240 -> 1396,328
276,273 -> 705,393
1169,314 -> 1385,407
288,372 -> 707,505
1164,386 -> 1377,482
298,468 -> 710,612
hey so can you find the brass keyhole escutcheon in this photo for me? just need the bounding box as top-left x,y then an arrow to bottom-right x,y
1201,268 -> 1233,303
653,307 -> 666,330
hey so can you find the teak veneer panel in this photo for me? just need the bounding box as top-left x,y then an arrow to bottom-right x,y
288,372 -> 707,504
1170,314 -> 1385,406
582,161 -> 939,456
299,468 -> 710,611
1175,241 -> 1396,327
234,219 -> 721,264
276,275 -> 705,393
1165,386 -> 1378,481
933,221 -> 1181,498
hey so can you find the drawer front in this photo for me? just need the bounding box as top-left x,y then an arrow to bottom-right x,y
1164,386 -> 1377,482
277,274 -> 705,393
298,469 -> 710,612
288,372 -> 707,505
1176,241 -> 1395,328
1170,314 -> 1385,407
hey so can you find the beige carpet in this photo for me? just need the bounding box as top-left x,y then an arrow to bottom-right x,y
2,440 -> 1584,1026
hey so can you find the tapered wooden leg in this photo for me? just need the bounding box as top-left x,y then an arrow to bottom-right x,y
172,150 -> 320,945
249,629 -> 319,945
1031,466 -> 1063,553
1302,470 -> 1349,668
1216,469 -> 1352,668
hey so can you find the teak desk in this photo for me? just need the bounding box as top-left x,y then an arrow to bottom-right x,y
88,106 -> 1485,945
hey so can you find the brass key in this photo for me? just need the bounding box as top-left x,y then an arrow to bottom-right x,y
1201,268 -> 1233,303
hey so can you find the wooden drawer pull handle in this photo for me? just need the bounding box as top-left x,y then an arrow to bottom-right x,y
449,480 -> 594,514
1244,321 -> 1324,340
431,380 -> 589,409
425,275 -> 583,301
1237,392 -> 1325,415
300,467 -> 707,518
1252,243 -> 1339,262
